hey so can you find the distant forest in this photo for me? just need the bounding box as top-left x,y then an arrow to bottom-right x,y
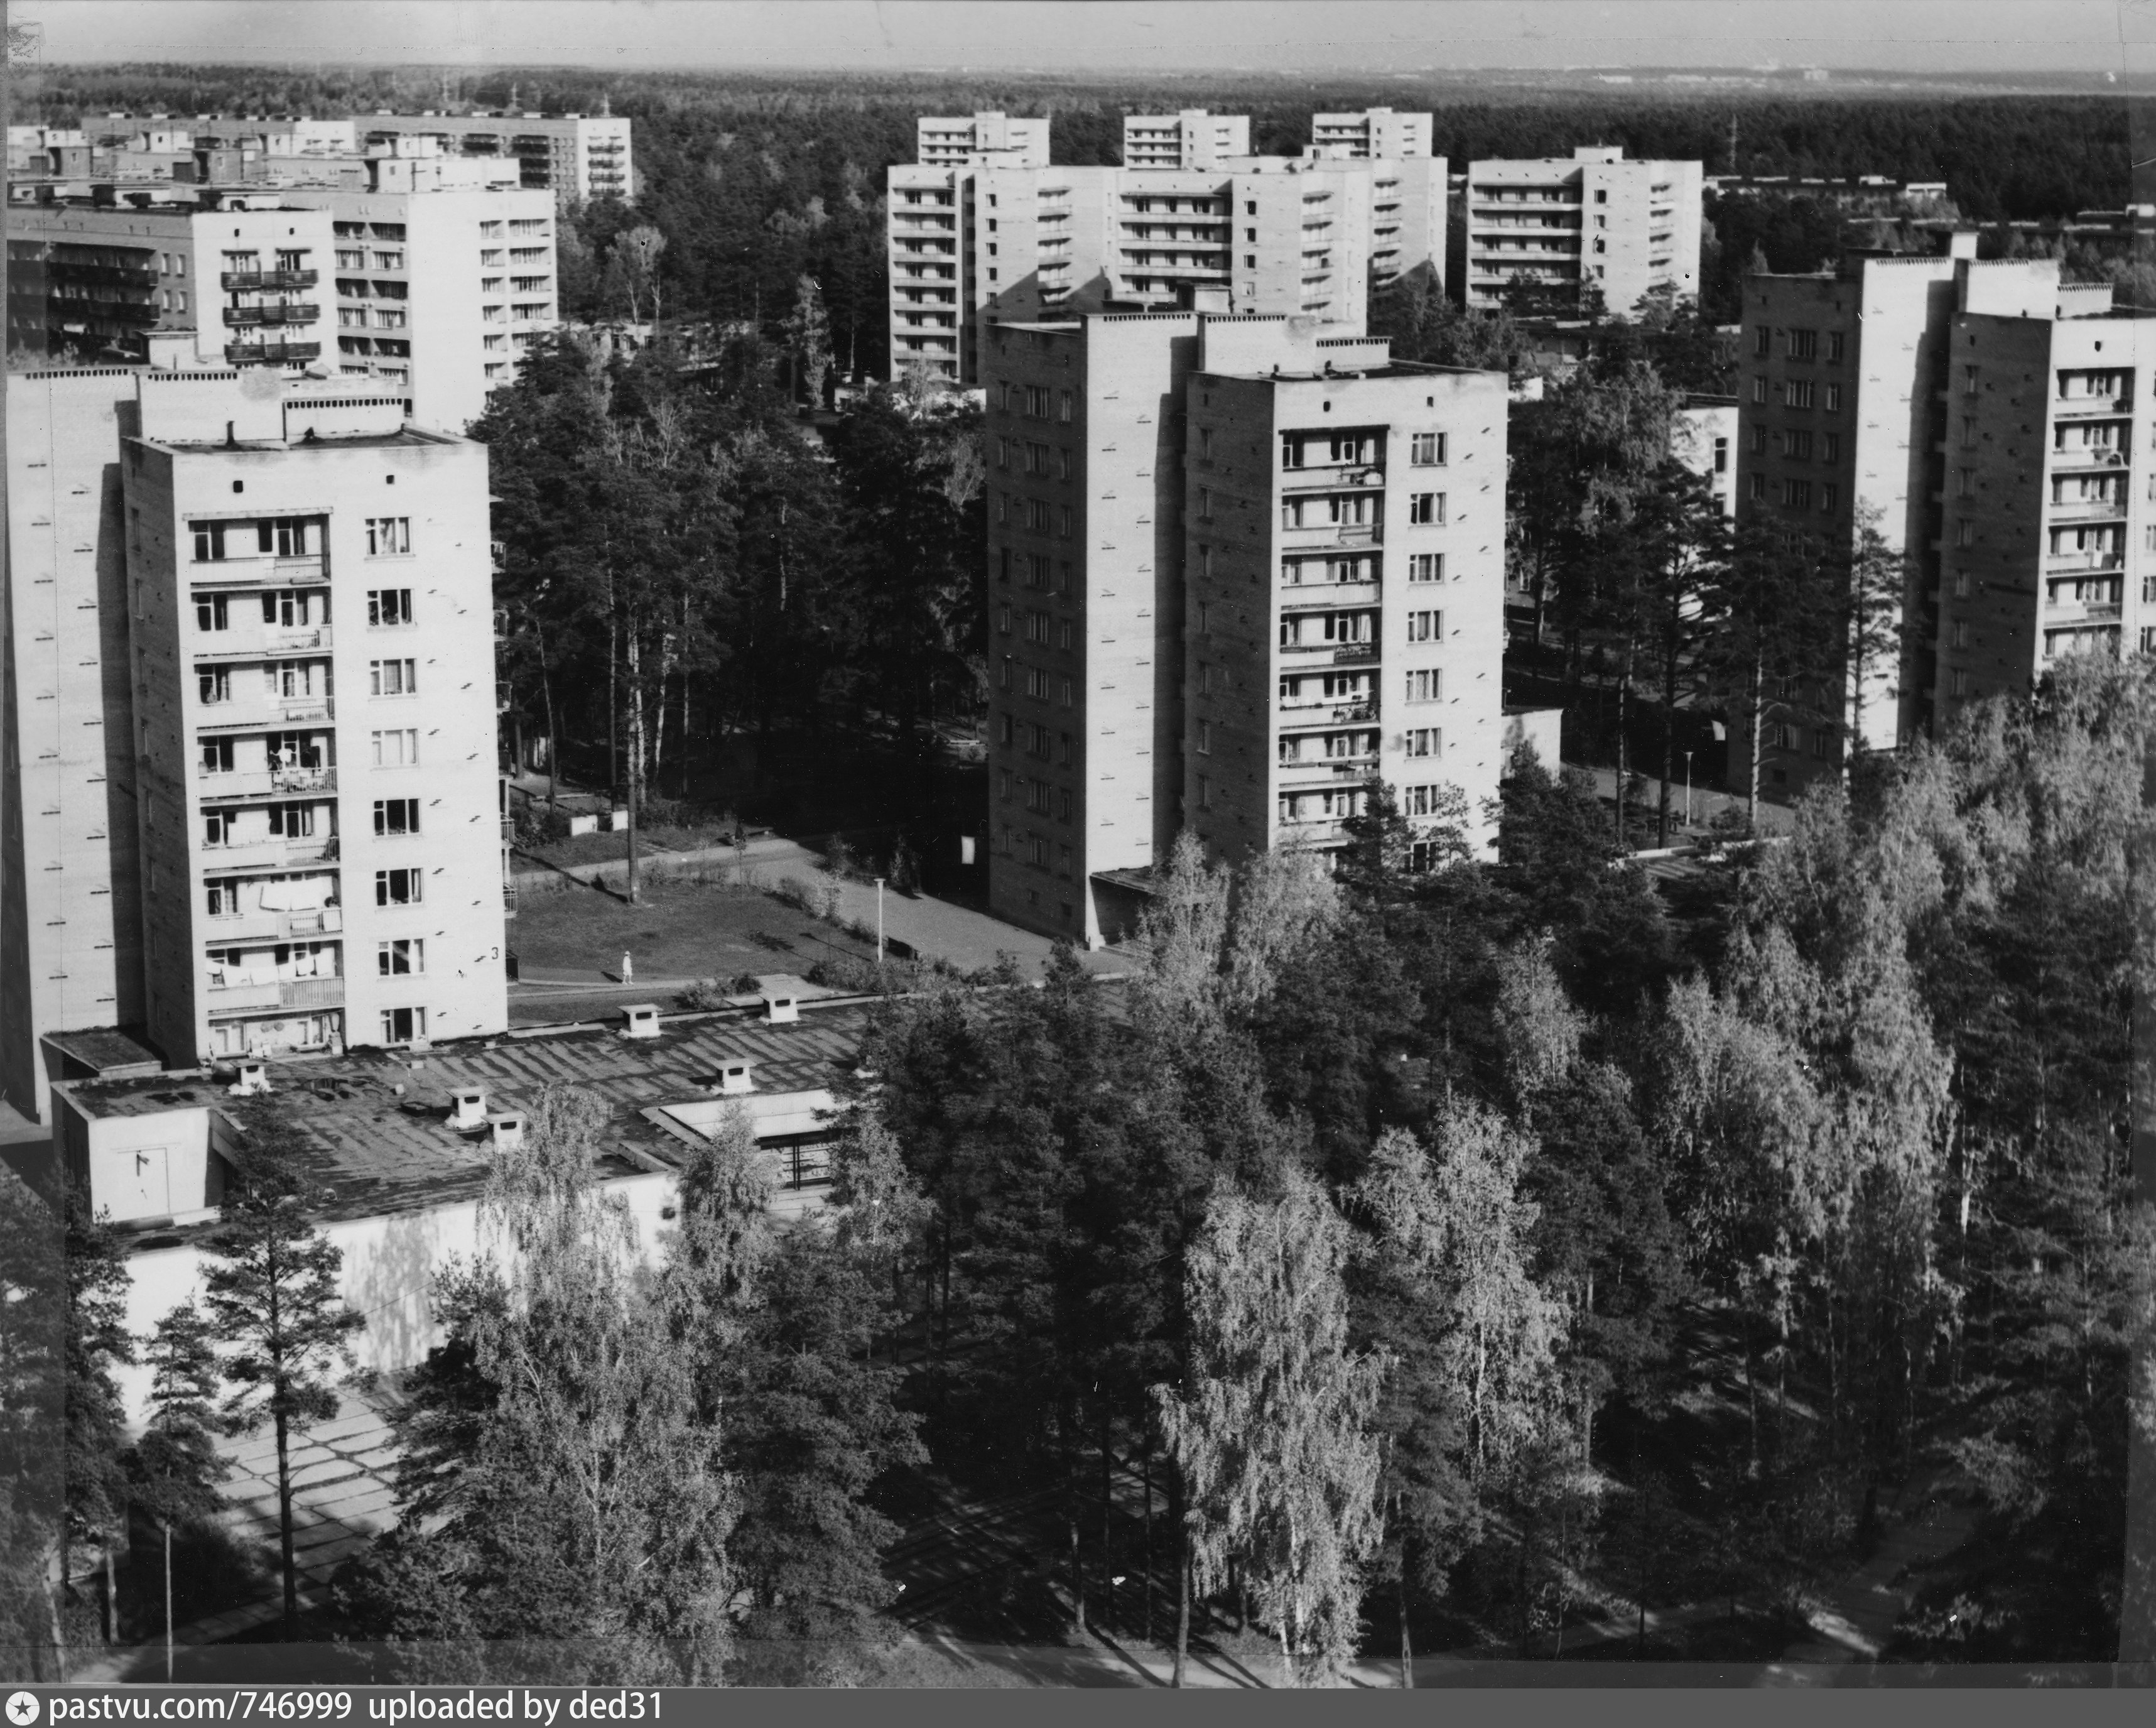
21,65 -> 2146,374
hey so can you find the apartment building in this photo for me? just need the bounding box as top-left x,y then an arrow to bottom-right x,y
916,111 -> 1050,168
1311,108 -> 1435,160
357,111 -> 632,203
1,371 -> 149,1119
980,312 -> 1506,946
121,371 -> 507,1067
1731,234 -> 2137,796
890,153 -> 1451,386
276,145 -> 558,428
1456,146 -> 1703,316
1123,111 -> 1252,170
1931,264 -> 2156,728
6,196 -> 336,371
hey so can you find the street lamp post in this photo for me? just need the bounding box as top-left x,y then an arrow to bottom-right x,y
875,877 -> 886,962
1684,751 -> 1695,830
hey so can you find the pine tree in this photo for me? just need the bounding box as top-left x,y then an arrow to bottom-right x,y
202,1097 -> 365,1640
0,1166 -> 66,1680
60,1188 -> 132,1648
124,1303 -> 230,1679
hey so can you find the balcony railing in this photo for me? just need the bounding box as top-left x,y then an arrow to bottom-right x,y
2054,393 -> 2133,418
2044,552 -> 2124,573
2049,496 -> 2127,518
1278,700 -> 1375,726
225,340 -> 323,366
1281,464 -> 1386,493
225,303 -> 321,328
205,975 -> 344,1015
1281,522 -> 1382,547
198,766 -> 337,803
188,553 -> 328,588
197,696 -> 335,734
1278,754 -> 1377,779
195,625 -> 333,662
199,834 -> 339,874
221,268 -> 318,291
204,906 -> 344,947
1274,817 -> 1353,843
1281,579 -> 1382,607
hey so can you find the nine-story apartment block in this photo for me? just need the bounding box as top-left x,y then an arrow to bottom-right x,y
1455,146 -> 1702,317
981,312 -> 1505,948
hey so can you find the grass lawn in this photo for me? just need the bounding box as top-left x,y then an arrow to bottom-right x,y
509,871 -> 879,982
520,822 -> 738,869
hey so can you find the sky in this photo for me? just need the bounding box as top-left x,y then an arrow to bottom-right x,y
12,0 -> 2156,77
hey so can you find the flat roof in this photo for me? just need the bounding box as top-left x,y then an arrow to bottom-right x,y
58,1003 -> 875,1237
137,427 -> 458,454
42,1026 -> 164,1075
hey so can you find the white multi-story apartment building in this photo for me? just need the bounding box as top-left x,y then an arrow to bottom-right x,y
3,362 -> 508,1115
122,371 -> 507,1065
6,197 -> 337,372
890,153 -> 1446,387
916,111 -> 1050,168
1311,108 -> 1435,160
278,141 -> 558,428
1456,146 -> 1703,317
357,111 -> 632,203
1730,234 -> 2151,800
1123,111 -> 1252,170
981,312 -> 1506,946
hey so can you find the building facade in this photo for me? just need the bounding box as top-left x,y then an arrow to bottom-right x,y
889,154 -> 1447,386
356,112 -> 632,203
1311,108 -> 1435,160
278,156 -> 558,428
1123,112 -> 1252,170
1,371 -> 148,1119
121,372 -> 509,1066
6,197 -> 336,371
980,312 -> 1506,947
1729,236 -> 2143,798
916,111 -> 1050,168
1456,146 -> 1703,316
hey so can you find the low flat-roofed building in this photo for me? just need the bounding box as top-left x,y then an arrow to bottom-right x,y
49,986 -> 878,1416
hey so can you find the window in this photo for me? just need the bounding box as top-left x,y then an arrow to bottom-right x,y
1951,669 -> 1970,698
1811,731 -> 1831,760
198,666 -> 231,705
1198,428 -> 1213,459
366,516 -> 410,556
1196,720 -> 1212,755
268,803 -> 315,839
1821,484 -> 1839,513
200,738 -> 234,774
1196,775 -> 1211,810
195,594 -> 229,633
1782,479 -> 1812,509
1409,493 -> 1443,524
1824,384 -> 1842,412
373,798 -> 420,836
1963,366 -> 1980,396
1768,723 -> 1797,751
1407,553 -> 1443,583
370,659 -> 416,696
378,938 -> 423,977
371,728 -> 418,766
1403,784 -> 1451,817
1749,474 -> 1767,501
1058,390 -> 1073,423
1822,433 -> 1841,462
205,883 -> 241,918
1789,329 -> 1817,360
1410,432 -> 1446,465
1405,727 -> 1440,758
1951,620 -> 1970,649
191,521 -> 230,562
1406,609 -> 1441,642
1749,425 -> 1767,456
367,589 -> 412,627
1713,437 -> 1728,474
380,1007 -> 425,1045
1785,381 -> 1815,410
1786,430 -> 1813,460
1752,377 -> 1767,405
1956,570 -> 1973,600
1198,488 -> 1213,521
1405,668 -> 1441,703
1956,521 -> 1975,548
202,810 -> 232,847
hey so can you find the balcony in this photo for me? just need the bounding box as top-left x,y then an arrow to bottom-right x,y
198,766 -> 338,803
225,302 -> 322,328
221,268 -> 319,291
203,906 -> 345,947
1281,462 -> 1386,494
206,975 -> 345,1016
190,553 -> 328,589
2045,595 -> 2124,624
1274,817 -> 1353,844
2053,393 -> 2132,418
1281,520 -> 1382,548
196,693 -> 334,734
200,834 -> 339,875
195,624 -> 333,662
225,340 -> 323,366
2044,552 -> 2124,575
1282,579 -> 1382,607
2049,497 -> 2128,522
1278,700 -> 1376,727
1277,753 -> 1377,781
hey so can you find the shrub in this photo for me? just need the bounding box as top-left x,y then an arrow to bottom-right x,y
820,835 -> 859,881
774,874 -> 840,921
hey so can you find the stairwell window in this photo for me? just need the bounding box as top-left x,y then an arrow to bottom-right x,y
370,659 -> 417,697
379,938 -> 423,976
1410,432 -> 1446,465
376,868 -> 423,906
1408,554 -> 1443,583
366,516 -> 410,555
367,589 -> 413,627
1405,728 -> 1441,758
198,667 -> 231,705
1406,610 -> 1441,642
1409,493 -> 1443,524
1406,668 -> 1441,703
